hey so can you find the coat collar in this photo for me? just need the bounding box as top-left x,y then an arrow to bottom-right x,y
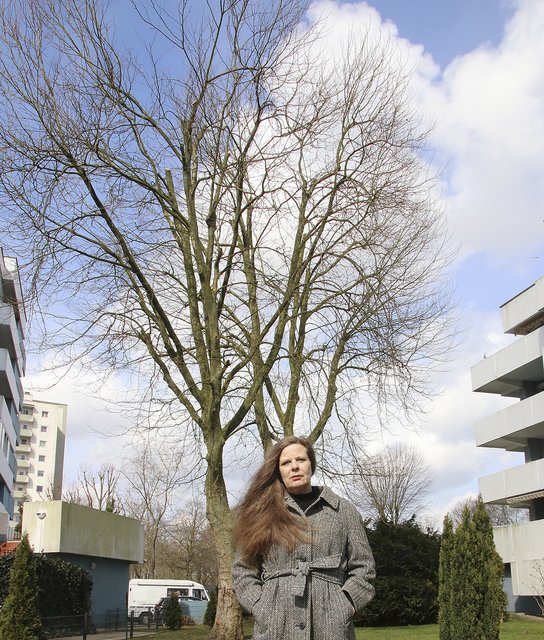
284,485 -> 340,510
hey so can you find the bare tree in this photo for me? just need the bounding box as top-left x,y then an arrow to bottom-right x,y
0,1 -> 453,637
449,496 -> 530,528
63,464 -> 122,512
166,500 -> 218,586
530,559 -> 544,616
351,443 -> 432,524
122,436 -> 191,579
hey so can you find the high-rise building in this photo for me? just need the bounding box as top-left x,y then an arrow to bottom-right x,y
0,249 -> 26,540
471,276 -> 544,613
12,394 -> 67,527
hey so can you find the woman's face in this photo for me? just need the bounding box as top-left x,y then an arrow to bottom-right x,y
279,443 -> 313,494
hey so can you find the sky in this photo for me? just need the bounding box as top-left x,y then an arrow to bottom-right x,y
22,0 -> 544,526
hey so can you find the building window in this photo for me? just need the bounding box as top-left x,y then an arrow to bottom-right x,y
37,470 -> 44,477
38,455 -> 45,462
36,485 -> 43,492
17,470 -> 25,475
40,426 -> 47,432
41,411 -> 48,418
21,438 -> 28,445
39,440 -> 46,447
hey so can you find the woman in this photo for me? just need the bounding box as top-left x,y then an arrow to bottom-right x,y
233,436 -> 375,640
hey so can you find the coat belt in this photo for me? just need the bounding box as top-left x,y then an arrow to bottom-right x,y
262,555 -> 344,597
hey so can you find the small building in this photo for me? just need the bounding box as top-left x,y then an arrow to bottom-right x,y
22,500 -> 144,626
471,276 -> 544,614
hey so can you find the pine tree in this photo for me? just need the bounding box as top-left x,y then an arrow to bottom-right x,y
163,592 -> 182,630
438,514 -> 454,640
438,497 -> 506,640
471,496 -> 506,640
0,533 -> 42,640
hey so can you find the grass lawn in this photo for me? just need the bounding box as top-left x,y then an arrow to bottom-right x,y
135,617 -> 543,639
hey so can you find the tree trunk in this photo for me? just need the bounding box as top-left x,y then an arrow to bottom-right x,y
205,444 -> 244,640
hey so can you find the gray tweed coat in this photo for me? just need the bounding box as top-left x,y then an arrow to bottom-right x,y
232,486 -> 375,640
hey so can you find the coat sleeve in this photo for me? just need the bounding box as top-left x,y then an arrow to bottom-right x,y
340,501 -> 376,612
232,551 -> 264,614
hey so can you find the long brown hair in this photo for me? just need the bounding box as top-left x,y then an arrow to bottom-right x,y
233,436 -> 317,567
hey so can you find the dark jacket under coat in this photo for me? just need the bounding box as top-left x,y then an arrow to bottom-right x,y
233,485 -> 375,640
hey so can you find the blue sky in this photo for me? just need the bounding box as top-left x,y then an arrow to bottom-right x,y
24,0 -> 544,524
371,0 -> 511,69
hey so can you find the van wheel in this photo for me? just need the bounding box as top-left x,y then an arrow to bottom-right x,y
139,612 -> 151,625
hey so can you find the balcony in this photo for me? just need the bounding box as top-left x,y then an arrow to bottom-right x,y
0,348 -> 22,407
17,459 -> 30,469
19,412 -> 33,424
479,458 -> 544,505
13,488 -> 27,498
15,444 -> 31,454
493,520 -> 544,595
501,276 -> 544,335
19,427 -> 32,438
471,326 -> 544,397
475,391 -> 544,450
0,302 -> 25,372
14,474 -> 29,484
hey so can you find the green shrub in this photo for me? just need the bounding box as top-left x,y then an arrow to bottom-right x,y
0,549 -> 92,619
0,533 -> 43,640
439,496 -> 506,640
355,518 -> 440,627
163,593 -> 182,630
204,587 -> 217,626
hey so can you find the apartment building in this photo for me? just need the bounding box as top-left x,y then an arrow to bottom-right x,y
0,249 -> 26,539
12,393 -> 67,525
471,276 -> 544,613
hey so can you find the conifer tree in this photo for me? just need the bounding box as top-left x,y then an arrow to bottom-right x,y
471,497 -> 506,639
0,533 -> 42,640
439,496 -> 506,640
438,514 -> 454,640
163,592 -> 182,630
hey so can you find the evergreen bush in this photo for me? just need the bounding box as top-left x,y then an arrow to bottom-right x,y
0,533 -> 43,640
439,496 -> 506,640
438,515 -> 454,640
163,593 -> 182,630
204,586 -> 218,626
0,552 -> 92,618
354,518 -> 440,626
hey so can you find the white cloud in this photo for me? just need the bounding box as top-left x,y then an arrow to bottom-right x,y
423,0 -> 544,260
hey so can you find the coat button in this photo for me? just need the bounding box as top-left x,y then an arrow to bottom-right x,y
298,622 -> 306,629
298,555 -> 307,562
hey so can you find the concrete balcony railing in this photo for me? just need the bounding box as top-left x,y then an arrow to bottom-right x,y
15,444 -> 31,454
19,412 -> 33,424
471,326 -> 544,396
13,488 -> 27,498
19,427 -> 32,438
14,474 -> 29,484
474,391 -> 544,450
0,302 -> 25,371
479,458 -> 544,505
0,348 -> 22,408
501,276 -> 544,335
16,459 -> 30,469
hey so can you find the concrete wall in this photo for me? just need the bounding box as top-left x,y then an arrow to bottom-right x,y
22,500 -> 144,561
493,521 -> 544,596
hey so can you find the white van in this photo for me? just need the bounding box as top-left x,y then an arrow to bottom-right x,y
127,578 -> 209,624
